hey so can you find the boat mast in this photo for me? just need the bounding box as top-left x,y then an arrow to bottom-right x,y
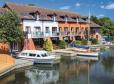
88,10 -> 91,45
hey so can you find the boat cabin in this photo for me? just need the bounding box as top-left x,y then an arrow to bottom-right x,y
19,50 -> 50,58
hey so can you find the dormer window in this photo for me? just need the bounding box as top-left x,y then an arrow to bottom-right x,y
65,16 -> 68,22
36,13 -> 40,20
32,11 -> 40,21
53,15 -> 55,21
76,17 -> 79,23
53,15 -> 56,22
52,13 -> 56,22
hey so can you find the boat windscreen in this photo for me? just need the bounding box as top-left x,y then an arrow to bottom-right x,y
29,53 -> 36,57
21,53 -> 28,56
41,53 -> 48,57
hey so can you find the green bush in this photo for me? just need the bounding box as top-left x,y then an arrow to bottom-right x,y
90,38 -> 98,44
75,40 -> 82,45
59,40 -> 67,49
81,39 -> 88,45
43,39 -> 53,51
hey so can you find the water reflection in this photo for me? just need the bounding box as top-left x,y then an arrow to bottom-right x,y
25,66 -> 59,84
59,61 -> 91,84
1,49 -> 114,84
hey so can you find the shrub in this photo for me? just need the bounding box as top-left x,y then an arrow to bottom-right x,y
59,40 -> 67,49
90,38 -> 98,44
81,39 -> 88,45
43,39 -> 53,51
75,40 -> 82,45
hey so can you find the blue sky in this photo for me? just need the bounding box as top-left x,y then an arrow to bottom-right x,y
0,0 -> 114,20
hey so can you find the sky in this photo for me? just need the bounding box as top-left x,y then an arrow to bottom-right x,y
0,0 -> 114,20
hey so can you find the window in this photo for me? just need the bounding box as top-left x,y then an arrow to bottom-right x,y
41,53 -> 48,57
71,27 -> 74,32
29,53 -> 36,57
36,14 -> 40,20
81,27 -> 84,34
34,26 -> 41,32
45,27 -> 49,33
25,26 -> 31,34
85,27 -> 88,34
65,16 -> 68,22
52,27 -> 57,33
75,27 -> 79,33
21,53 -> 28,56
76,18 -> 79,22
12,42 -> 18,51
59,27 -> 62,32
37,54 -> 40,57
64,27 -> 68,32
53,15 -> 56,22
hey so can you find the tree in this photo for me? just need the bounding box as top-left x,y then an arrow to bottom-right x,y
0,10 -> 23,53
59,40 -> 67,49
99,17 -> 114,36
91,16 -> 99,24
43,39 -> 53,51
91,16 -> 114,37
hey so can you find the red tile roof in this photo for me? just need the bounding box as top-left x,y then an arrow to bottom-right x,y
90,21 -> 100,28
3,3 -> 80,21
2,2 -> 100,28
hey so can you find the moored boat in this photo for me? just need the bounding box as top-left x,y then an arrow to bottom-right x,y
18,50 -> 60,64
76,52 -> 99,60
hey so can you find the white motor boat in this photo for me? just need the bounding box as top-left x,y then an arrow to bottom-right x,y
18,50 -> 60,64
76,52 -> 99,60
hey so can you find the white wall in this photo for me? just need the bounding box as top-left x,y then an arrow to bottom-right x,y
23,20 -> 59,38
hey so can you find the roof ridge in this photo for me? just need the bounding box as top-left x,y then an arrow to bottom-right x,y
5,2 -> 53,11
5,2 -> 80,16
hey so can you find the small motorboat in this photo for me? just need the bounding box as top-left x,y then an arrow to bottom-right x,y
18,50 -> 60,64
76,52 -> 99,60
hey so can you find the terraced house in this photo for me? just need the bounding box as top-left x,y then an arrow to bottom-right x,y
0,3 -> 101,51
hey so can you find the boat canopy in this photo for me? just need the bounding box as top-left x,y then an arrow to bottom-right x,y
69,41 -> 89,49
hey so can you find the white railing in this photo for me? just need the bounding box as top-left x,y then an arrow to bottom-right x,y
31,32 -> 59,38
30,31 -> 86,38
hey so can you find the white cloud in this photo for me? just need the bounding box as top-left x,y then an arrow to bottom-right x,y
105,3 -> 114,9
75,3 -> 80,7
97,14 -> 105,18
101,5 -> 105,8
101,3 -> 114,9
60,6 -> 71,10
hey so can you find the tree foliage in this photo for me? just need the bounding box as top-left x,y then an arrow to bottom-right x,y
59,40 -> 67,49
91,16 -> 114,36
0,10 -> 23,51
91,16 -> 99,24
43,39 -> 53,51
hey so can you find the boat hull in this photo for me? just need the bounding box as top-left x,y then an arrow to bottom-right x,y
34,58 -> 60,64
76,52 -> 99,60
18,57 -> 60,64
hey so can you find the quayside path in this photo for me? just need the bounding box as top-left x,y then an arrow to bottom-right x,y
0,54 -> 33,77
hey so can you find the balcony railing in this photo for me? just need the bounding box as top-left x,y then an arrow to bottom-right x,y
31,32 -> 59,38
30,31 -> 89,38
52,32 -> 59,37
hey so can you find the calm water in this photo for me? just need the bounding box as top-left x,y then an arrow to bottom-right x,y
0,49 -> 114,84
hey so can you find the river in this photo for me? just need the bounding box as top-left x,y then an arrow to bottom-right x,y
0,48 -> 114,84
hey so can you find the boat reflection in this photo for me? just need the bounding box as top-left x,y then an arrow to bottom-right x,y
25,66 -> 59,84
0,60 -> 97,84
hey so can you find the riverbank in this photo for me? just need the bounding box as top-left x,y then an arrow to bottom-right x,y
0,57 -> 33,77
